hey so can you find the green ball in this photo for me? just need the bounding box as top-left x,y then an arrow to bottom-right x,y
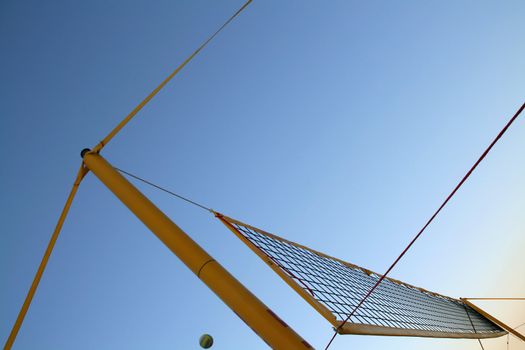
199,334 -> 214,349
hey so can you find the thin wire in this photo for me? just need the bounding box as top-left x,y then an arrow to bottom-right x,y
507,323 -> 525,350
506,320 -> 525,350
92,0 -> 253,153
505,322 -> 525,350
477,338 -> 485,349
324,101 -> 525,350
464,303 -> 485,350
115,167 -> 213,213
506,321 -> 525,350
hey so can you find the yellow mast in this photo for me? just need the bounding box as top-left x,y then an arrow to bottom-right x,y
81,150 -> 312,350
3,2 -> 309,347
3,2 -> 270,348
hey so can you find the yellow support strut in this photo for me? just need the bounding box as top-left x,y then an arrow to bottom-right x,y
461,298 -> 525,342
82,150 -> 312,350
4,165 -> 87,350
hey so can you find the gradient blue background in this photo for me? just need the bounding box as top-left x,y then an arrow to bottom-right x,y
1,1 -> 524,349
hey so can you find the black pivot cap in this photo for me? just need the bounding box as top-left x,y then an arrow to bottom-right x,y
80,148 -> 91,158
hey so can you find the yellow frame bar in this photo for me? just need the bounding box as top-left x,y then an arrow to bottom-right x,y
82,151 -> 312,350
462,298 -> 525,342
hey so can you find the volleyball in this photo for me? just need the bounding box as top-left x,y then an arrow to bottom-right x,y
199,334 -> 214,348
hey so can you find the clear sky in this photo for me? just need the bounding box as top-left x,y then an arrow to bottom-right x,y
1,1 -> 524,349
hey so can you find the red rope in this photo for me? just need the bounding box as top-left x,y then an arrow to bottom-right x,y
324,101 -> 525,349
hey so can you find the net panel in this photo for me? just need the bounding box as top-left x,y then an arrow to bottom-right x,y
217,214 -> 506,339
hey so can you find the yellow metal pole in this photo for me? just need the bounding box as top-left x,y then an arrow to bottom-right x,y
461,298 -> 525,342
81,150 -> 313,350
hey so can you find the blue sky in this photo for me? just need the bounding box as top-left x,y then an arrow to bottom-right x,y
1,1 -> 524,349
